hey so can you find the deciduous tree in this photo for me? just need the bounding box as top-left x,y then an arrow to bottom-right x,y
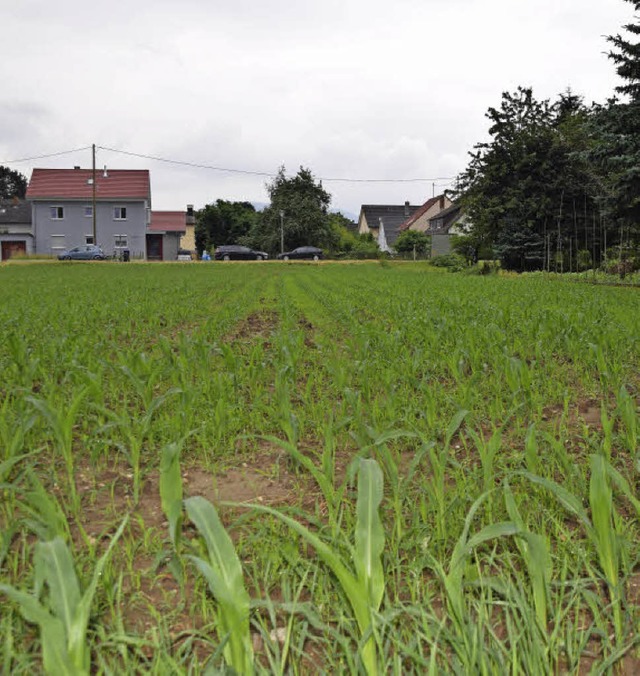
195,200 -> 258,254
0,165 -> 27,199
245,166 -> 335,254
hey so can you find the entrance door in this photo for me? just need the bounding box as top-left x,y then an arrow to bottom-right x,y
1,241 -> 26,260
146,234 -> 163,261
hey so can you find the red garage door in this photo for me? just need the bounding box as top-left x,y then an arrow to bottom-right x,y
1,241 -> 26,260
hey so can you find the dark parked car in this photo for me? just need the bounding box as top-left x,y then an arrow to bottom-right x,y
277,246 -> 323,261
214,245 -> 269,261
58,245 -> 106,260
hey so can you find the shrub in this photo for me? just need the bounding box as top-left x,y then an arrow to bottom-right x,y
429,253 -> 467,271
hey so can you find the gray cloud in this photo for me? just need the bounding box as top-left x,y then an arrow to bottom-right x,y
0,0 -> 631,214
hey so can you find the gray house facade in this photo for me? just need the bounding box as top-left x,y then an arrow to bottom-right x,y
26,168 -> 151,258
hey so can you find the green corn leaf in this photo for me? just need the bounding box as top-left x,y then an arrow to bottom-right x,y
249,503 -> 368,626
444,409 -> 469,448
249,458 -> 385,676
589,454 -> 618,589
35,540 -> 81,641
355,458 -> 385,612
520,472 -> 591,530
257,435 -> 335,508
465,522 -> 520,554
160,441 -> 183,547
603,461 -> 640,516
74,517 -> 128,667
0,586 -> 74,675
184,496 -> 253,674
589,453 -> 622,640
185,497 -> 247,603
504,482 -> 551,627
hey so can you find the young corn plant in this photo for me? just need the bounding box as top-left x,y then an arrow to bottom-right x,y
159,440 -> 185,584
522,453 -> 626,644
184,496 -> 254,675
27,388 -> 88,512
431,491 -> 518,628
616,385 -> 638,458
0,518 -> 127,675
250,458 -> 385,676
503,481 -> 551,630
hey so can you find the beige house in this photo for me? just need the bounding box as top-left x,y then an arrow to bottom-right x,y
180,204 -> 196,252
396,194 -> 452,234
357,201 -> 422,247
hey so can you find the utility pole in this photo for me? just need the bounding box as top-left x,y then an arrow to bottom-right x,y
279,210 -> 284,254
92,144 -> 97,245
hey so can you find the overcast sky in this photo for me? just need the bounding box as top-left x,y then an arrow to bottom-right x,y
0,0 -> 632,218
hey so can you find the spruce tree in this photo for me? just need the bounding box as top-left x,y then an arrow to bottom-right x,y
592,0 -> 640,260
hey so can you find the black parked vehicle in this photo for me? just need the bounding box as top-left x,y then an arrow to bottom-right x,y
214,245 -> 269,261
277,246 -> 323,261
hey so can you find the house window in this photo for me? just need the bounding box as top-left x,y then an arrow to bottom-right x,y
84,206 -> 93,217
114,234 -> 128,248
50,234 -> 66,251
113,207 -> 127,220
50,206 -> 64,220
85,235 -> 94,245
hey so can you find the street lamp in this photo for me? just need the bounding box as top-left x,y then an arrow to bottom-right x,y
279,210 -> 284,254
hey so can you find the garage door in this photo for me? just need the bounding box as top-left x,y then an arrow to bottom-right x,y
1,241 -> 26,260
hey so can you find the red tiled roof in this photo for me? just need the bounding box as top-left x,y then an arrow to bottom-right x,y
26,168 -> 150,200
397,196 -> 441,232
149,211 -> 186,232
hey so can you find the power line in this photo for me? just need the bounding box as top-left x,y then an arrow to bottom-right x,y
97,145 -> 275,178
2,143 -> 458,184
0,146 -> 92,164
97,145 -> 457,184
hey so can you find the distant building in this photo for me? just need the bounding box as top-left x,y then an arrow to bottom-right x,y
180,204 -> 196,252
25,167 -> 190,260
428,203 -> 467,256
0,197 -> 32,260
148,211 -> 187,261
357,196 -> 453,250
357,202 -> 421,247
397,195 -> 452,234
27,167 -> 151,258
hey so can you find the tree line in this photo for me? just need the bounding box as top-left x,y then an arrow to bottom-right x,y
452,0 -> 640,273
195,166 -> 387,258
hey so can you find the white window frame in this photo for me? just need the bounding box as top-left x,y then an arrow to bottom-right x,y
84,206 -> 93,218
50,234 -> 66,251
50,206 -> 64,220
85,235 -> 94,245
113,206 -> 127,220
114,234 -> 128,248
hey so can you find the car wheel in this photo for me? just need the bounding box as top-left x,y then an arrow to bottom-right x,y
256,255 -> 263,260
61,255 -> 71,260
93,255 -> 103,260
223,255 -> 230,261
283,255 -> 289,261
313,255 -> 319,261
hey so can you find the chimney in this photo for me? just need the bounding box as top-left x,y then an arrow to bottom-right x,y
186,204 -> 195,225
404,200 -> 410,217
73,165 -> 80,170
103,165 -> 108,178
439,195 -> 444,210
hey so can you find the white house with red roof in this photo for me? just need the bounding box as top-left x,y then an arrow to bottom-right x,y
27,167 -> 152,259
